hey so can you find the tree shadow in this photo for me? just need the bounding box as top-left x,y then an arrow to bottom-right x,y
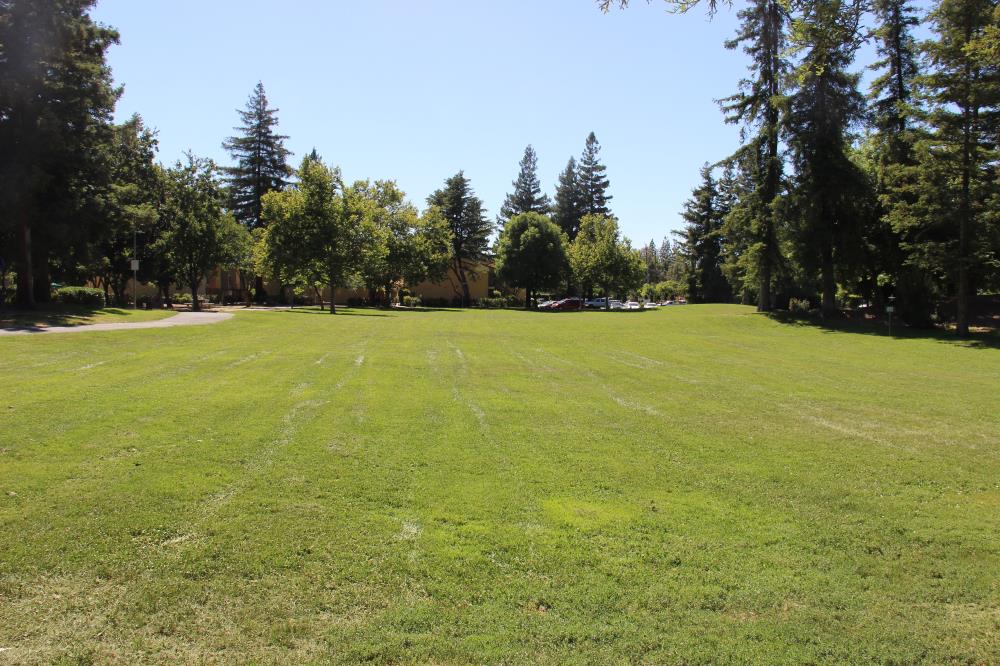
389,307 -> 463,313
0,304 -> 106,330
282,307 -> 395,318
765,310 -> 1000,350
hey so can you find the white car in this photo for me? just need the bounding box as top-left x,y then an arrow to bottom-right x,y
608,299 -> 625,310
644,301 -> 659,308
585,297 -> 608,309
624,301 -> 641,310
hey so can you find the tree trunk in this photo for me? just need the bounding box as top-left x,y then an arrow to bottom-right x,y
254,275 -> 265,304
32,243 -> 50,304
384,282 -> 394,308
110,281 -> 123,308
15,211 -> 35,309
455,260 -> 471,306
525,286 -> 532,310
190,278 -> 201,311
240,270 -> 252,307
758,264 -> 771,312
329,281 -> 336,314
821,244 -> 837,317
957,59 -> 973,338
158,281 -> 172,308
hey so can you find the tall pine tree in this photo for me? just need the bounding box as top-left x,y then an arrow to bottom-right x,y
426,172 -> 493,305
720,0 -> 789,312
577,132 -> 613,217
222,82 -> 292,230
680,166 -> 732,303
0,0 -> 119,308
868,0 -> 925,320
552,157 -> 586,240
786,0 -> 869,316
890,0 -> 999,336
499,145 -> 551,222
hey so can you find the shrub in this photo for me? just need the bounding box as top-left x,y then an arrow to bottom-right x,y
476,297 -> 506,309
56,286 -> 105,308
402,295 -> 422,308
788,297 -> 811,314
172,292 -> 193,305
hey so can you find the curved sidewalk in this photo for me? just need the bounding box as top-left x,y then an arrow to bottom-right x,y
0,311 -> 233,336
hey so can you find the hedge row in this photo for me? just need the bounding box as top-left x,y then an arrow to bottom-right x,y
55,286 -> 105,308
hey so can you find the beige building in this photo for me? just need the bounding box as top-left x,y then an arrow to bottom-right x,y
120,259 -> 509,306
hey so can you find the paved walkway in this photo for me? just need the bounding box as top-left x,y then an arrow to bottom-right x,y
0,311 -> 233,336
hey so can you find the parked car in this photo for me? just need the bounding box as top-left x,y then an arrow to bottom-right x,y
663,300 -> 674,306
536,300 -> 554,310
624,301 -> 641,310
677,298 -> 688,305
585,297 -> 607,309
550,297 -> 583,311
644,301 -> 659,308
607,299 -> 625,310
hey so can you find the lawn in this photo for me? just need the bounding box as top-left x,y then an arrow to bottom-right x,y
1,305 -> 998,664
0,305 -> 176,330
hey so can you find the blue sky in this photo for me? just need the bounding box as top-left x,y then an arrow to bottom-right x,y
91,0 -> 903,245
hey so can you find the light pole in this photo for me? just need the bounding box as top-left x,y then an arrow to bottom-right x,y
131,227 -> 142,309
887,295 -> 896,336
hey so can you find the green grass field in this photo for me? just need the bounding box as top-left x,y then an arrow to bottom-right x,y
1,305 -> 998,664
0,305 -> 176,330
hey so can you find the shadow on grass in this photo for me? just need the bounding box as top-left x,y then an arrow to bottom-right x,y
283,307 -> 393,318
766,310 -> 1000,350
0,304 -> 109,330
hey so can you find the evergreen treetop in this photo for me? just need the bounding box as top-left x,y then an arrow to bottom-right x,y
426,171 -> 493,303
552,157 -> 586,241
499,145 -> 551,222
222,82 -> 292,230
577,132 -> 613,217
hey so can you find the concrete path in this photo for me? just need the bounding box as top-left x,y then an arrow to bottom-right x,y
0,311 -> 233,336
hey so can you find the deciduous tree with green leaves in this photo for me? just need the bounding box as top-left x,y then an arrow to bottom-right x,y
93,114 -> 160,306
356,180 -> 452,307
160,155 -> 243,312
262,155 -> 383,313
569,214 -> 644,307
495,212 -> 568,308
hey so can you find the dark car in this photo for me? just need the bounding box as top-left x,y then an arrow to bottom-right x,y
550,297 -> 583,311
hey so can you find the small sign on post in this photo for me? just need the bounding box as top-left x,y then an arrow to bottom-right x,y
885,305 -> 894,314
131,259 -> 140,271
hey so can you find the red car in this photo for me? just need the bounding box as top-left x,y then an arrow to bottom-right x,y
549,297 -> 583,311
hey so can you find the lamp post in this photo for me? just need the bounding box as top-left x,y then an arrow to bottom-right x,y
887,295 -> 896,336
131,227 -> 142,309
